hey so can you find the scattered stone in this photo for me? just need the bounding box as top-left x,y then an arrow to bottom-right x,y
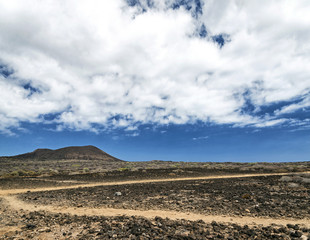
24,224 -> 36,230
11,211 -> 310,239
38,227 -> 51,233
2,174 -> 309,239
290,230 -> 302,238
19,175 -> 310,220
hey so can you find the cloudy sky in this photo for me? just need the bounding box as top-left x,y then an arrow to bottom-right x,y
0,0 -> 310,161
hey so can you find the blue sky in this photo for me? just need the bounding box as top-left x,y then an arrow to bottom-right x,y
0,0 -> 310,162
1,122 -> 309,162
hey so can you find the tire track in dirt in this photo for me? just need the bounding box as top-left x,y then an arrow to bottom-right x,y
2,195 -> 310,228
1,172 -> 309,228
1,171 -> 309,196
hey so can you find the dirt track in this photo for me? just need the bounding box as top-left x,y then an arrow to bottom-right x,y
1,171 -> 309,196
1,171 -> 310,229
2,195 -> 310,228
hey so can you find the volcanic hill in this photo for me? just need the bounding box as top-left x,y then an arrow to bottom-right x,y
5,145 -> 122,161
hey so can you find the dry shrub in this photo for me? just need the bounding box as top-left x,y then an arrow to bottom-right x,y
279,176 -> 292,182
301,178 -> 310,184
241,193 -> 251,199
288,182 -> 299,188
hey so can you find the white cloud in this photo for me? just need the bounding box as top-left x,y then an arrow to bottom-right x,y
0,0 -> 310,134
253,119 -> 288,128
125,125 -> 139,131
275,96 -> 310,115
126,131 -> 139,137
193,136 -> 209,141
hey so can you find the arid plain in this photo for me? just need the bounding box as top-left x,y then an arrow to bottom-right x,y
1,146 -> 310,239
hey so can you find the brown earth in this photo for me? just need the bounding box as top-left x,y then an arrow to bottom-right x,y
18,174 -> 310,219
0,171 -> 310,239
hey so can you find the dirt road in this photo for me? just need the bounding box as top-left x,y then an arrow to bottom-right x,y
2,195 -> 310,228
1,171 -> 309,196
1,171 -> 309,228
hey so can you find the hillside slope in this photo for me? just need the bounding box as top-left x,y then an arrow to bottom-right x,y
4,145 -> 122,162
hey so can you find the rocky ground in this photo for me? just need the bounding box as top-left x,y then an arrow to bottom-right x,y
1,171 -> 310,239
20,174 -> 310,219
0,177 -> 83,190
1,159 -> 309,179
0,208 -> 309,240
0,166 -> 300,190
2,164 -> 309,189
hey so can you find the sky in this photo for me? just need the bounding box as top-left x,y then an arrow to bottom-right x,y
0,0 -> 310,162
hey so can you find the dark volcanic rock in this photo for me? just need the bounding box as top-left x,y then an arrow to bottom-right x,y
20,175 -> 310,219
1,175 -> 310,239
4,211 -> 308,240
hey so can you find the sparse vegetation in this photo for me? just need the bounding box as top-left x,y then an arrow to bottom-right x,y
118,167 -> 130,172
0,147 -> 309,239
82,167 -> 89,173
1,159 -> 310,179
71,164 -> 81,168
279,176 -> 292,182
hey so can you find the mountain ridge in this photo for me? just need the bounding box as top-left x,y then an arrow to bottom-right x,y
2,145 -> 122,162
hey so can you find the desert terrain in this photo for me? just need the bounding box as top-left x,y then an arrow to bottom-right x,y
0,146 -> 310,239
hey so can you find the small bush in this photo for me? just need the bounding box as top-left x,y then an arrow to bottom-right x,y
10,171 -> 20,177
279,176 -> 292,182
118,167 -> 129,172
301,178 -> 310,184
26,171 -> 38,176
17,170 -> 28,176
203,164 -> 210,168
49,169 -> 59,175
72,164 -> 81,168
241,193 -> 251,199
288,182 -> 299,188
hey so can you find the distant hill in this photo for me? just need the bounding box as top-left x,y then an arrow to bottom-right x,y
3,145 -> 123,162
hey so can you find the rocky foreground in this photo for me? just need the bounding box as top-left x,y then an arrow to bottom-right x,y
1,209 -> 309,240
1,173 -> 309,239
20,175 -> 310,219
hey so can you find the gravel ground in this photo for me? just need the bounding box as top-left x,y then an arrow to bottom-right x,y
20,175 -> 310,219
1,210 -> 309,240
0,177 -> 83,190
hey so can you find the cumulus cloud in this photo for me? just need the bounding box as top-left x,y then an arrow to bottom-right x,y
0,0 -> 310,134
